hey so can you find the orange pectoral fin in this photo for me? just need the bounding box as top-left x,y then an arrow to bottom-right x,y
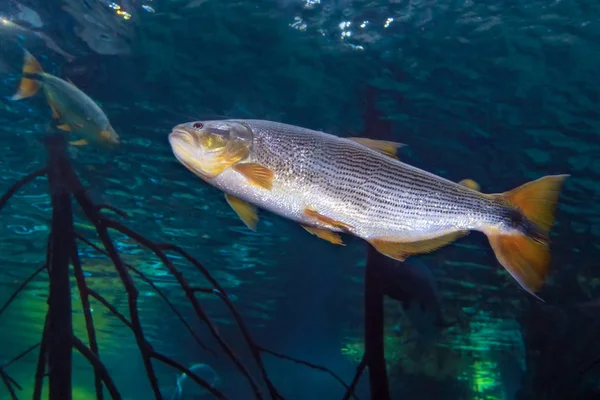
369,231 -> 468,261
232,163 -> 275,190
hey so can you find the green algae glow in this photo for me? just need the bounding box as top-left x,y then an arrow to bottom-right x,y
471,359 -> 501,400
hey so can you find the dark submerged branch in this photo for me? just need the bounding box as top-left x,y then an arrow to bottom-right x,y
32,309 -> 49,400
66,171 -> 163,399
99,220 -> 264,399
45,134 -> 75,400
0,343 -> 40,370
70,242 -> 103,400
0,264 -> 45,318
0,370 -> 19,400
97,203 -> 129,218
75,233 -> 216,356
342,357 -> 366,400
72,336 -> 122,399
259,346 -> 360,400
87,288 -> 226,399
0,168 -> 46,212
363,245 -> 391,400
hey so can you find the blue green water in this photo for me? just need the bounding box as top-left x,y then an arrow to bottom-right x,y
0,0 -> 599,399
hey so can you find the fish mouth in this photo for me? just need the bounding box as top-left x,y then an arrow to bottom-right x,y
169,128 -> 192,144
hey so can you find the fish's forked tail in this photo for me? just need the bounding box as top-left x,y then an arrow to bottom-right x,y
11,49 -> 44,101
485,174 -> 569,298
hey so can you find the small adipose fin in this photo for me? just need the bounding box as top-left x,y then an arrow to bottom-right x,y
348,137 -> 406,159
69,139 -> 89,146
225,194 -> 258,231
301,225 -> 344,246
303,208 -> 354,232
458,179 -> 480,191
232,163 -> 275,190
11,49 -> 44,101
369,231 -> 469,261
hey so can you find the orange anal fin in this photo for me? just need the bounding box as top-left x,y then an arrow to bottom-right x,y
485,231 -> 549,299
10,49 -> 43,101
499,174 -> 569,233
225,193 -> 258,231
232,163 -> 275,190
303,208 -> 353,232
302,225 -> 344,246
48,98 -> 61,119
458,179 -> 480,191
69,139 -> 89,146
369,231 -> 468,261
348,137 -> 406,159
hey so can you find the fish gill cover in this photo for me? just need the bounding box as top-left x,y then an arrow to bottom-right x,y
0,0 -> 598,399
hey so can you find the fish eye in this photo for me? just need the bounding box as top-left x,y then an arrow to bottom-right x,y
193,122 -> 203,129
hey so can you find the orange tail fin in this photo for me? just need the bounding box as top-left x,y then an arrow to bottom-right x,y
485,174 -> 569,297
11,49 -> 43,101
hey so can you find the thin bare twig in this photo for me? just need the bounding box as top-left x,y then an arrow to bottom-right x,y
33,315 -> 49,400
71,243 -> 103,400
342,357 -> 366,400
97,204 -> 129,219
0,370 -> 19,400
87,288 -> 226,399
0,168 -> 46,212
0,264 -> 45,318
69,182 -> 163,399
0,343 -> 40,370
101,220 -> 264,399
258,346 -> 361,400
75,233 -> 216,356
72,336 -> 122,399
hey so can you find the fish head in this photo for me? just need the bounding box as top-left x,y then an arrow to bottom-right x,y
169,120 -> 253,179
98,124 -> 120,147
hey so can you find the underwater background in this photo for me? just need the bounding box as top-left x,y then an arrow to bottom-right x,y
0,0 -> 599,399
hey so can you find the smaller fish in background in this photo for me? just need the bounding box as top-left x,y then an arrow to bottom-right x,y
10,49 -> 120,148
170,363 -> 220,400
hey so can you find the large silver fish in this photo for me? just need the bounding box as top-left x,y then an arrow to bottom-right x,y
168,119 -> 568,296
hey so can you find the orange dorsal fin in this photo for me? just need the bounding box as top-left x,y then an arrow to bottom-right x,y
348,137 -> 405,159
